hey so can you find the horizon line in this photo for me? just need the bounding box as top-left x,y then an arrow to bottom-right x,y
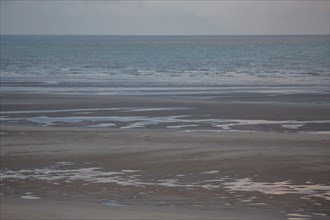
1,0 -> 328,1
1,33 -> 329,36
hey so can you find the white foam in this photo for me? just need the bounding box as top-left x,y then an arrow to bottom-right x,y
87,123 -> 116,128
305,131 -> 330,135
56,162 -> 75,166
124,107 -> 191,112
0,108 -> 124,115
241,196 -> 258,203
253,203 -> 267,206
213,119 -> 328,131
157,179 -> 180,187
224,178 -> 330,200
0,107 -> 190,115
1,110 -> 328,134
166,124 -> 198,129
121,170 -> 140,173
2,165 -> 329,201
200,170 -> 219,175
102,200 -> 125,207
20,195 -> 41,200
200,184 -> 219,190
282,124 -> 304,129
73,112 -> 93,115
312,213 -> 327,216
1,166 -> 201,189
286,213 -> 311,220
287,218 -> 307,220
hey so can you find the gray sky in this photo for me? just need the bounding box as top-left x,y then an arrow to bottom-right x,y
1,0 -> 329,35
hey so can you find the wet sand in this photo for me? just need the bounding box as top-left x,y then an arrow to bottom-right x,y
2,93 -> 329,121
2,195 -> 285,220
1,93 -> 329,133
1,126 -> 329,219
0,93 -> 329,219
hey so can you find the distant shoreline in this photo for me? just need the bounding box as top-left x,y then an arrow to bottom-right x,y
1,34 -> 329,37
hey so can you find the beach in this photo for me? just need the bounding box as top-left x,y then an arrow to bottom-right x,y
1,92 -> 329,220
1,35 -> 329,219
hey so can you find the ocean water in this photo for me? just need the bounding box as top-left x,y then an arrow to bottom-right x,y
1,35 -> 329,95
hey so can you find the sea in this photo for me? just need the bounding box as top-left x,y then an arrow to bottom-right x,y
1,35 -> 329,132
1,35 -> 329,95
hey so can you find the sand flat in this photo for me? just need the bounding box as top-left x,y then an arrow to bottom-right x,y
1,93 -> 329,219
1,125 -> 329,219
1,195 -> 286,220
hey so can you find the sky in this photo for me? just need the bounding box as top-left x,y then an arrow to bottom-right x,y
0,0 -> 329,35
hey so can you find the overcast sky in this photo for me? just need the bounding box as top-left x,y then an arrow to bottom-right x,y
1,0 -> 329,35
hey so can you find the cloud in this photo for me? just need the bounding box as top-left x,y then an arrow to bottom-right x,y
1,1 -> 329,35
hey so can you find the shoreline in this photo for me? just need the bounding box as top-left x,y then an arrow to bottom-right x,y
1,93 -> 329,133
1,92 -> 329,219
